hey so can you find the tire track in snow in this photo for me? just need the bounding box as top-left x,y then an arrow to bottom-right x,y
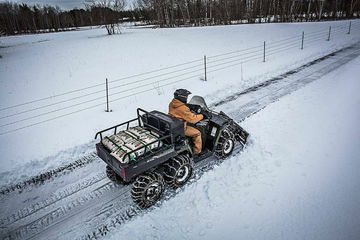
210,43 -> 356,109
0,172 -> 106,228
232,46 -> 360,122
0,153 -> 99,196
2,181 -> 122,239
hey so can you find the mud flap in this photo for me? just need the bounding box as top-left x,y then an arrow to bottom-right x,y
219,111 -> 249,147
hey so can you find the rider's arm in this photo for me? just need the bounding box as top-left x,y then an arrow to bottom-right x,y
182,107 -> 203,124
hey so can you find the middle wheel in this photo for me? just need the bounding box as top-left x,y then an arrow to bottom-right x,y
164,155 -> 194,188
131,172 -> 165,208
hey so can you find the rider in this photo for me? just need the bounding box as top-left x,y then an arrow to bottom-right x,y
168,89 -> 204,155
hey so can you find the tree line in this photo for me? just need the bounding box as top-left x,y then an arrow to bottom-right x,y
0,0 -> 359,36
137,0 -> 360,27
0,1 -> 140,35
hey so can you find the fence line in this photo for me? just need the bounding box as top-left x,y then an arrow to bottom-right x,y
1,26 -> 346,121
0,21 -> 359,135
0,58 -> 204,112
1,23 -> 355,113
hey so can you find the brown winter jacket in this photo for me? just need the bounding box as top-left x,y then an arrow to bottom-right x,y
168,98 -> 204,128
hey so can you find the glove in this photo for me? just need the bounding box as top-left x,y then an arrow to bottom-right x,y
201,109 -> 211,119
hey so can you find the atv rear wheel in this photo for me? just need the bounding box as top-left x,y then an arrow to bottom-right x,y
164,155 -> 194,188
215,128 -> 235,158
131,172 -> 165,208
106,165 -> 127,184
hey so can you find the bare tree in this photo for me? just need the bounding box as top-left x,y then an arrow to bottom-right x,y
317,0 -> 325,20
85,0 -> 126,34
350,0 -> 360,17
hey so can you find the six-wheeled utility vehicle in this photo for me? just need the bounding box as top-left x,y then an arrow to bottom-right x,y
95,96 -> 248,208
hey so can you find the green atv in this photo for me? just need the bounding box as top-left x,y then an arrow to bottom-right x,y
95,95 -> 248,208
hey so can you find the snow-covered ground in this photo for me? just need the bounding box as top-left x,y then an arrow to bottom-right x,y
0,23 -> 359,239
0,20 -> 360,185
107,54 -> 360,240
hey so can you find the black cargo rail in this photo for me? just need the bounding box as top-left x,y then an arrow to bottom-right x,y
95,118 -> 138,141
95,108 -> 177,163
95,108 -> 175,142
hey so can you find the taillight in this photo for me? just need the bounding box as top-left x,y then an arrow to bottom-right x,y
96,145 -> 100,155
121,168 -> 126,179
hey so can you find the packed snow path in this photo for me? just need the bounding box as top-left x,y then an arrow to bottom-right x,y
0,42 -> 359,240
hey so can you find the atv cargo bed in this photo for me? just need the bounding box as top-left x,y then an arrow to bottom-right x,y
96,142 -> 176,182
95,108 -> 183,182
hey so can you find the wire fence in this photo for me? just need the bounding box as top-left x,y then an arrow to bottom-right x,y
1,21 -> 360,135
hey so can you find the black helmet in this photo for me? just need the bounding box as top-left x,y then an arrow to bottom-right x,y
174,89 -> 191,103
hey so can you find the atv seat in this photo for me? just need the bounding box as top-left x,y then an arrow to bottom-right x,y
138,109 -> 185,144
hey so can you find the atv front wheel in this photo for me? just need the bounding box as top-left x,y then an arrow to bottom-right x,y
215,129 -> 235,158
131,172 -> 165,208
164,155 -> 194,188
106,165 -> 127,184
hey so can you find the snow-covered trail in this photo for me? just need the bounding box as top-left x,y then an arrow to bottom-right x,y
107,47 -> 360,240
1,42 -> 359,240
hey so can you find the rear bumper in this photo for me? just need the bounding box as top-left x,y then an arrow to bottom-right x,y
96,143 -> 177,182
96,143 -> 131,182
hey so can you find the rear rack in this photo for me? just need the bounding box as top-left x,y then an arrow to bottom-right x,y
94,108 -> 175,163
95,118 -> 138,141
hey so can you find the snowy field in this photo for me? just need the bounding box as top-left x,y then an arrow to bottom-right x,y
0,20 -> 360,239
107,54 -> 360,240
1,20 -> 360,185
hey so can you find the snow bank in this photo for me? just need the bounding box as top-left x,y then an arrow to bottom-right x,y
106,56 -> 360,240
0,20 -> 360,181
